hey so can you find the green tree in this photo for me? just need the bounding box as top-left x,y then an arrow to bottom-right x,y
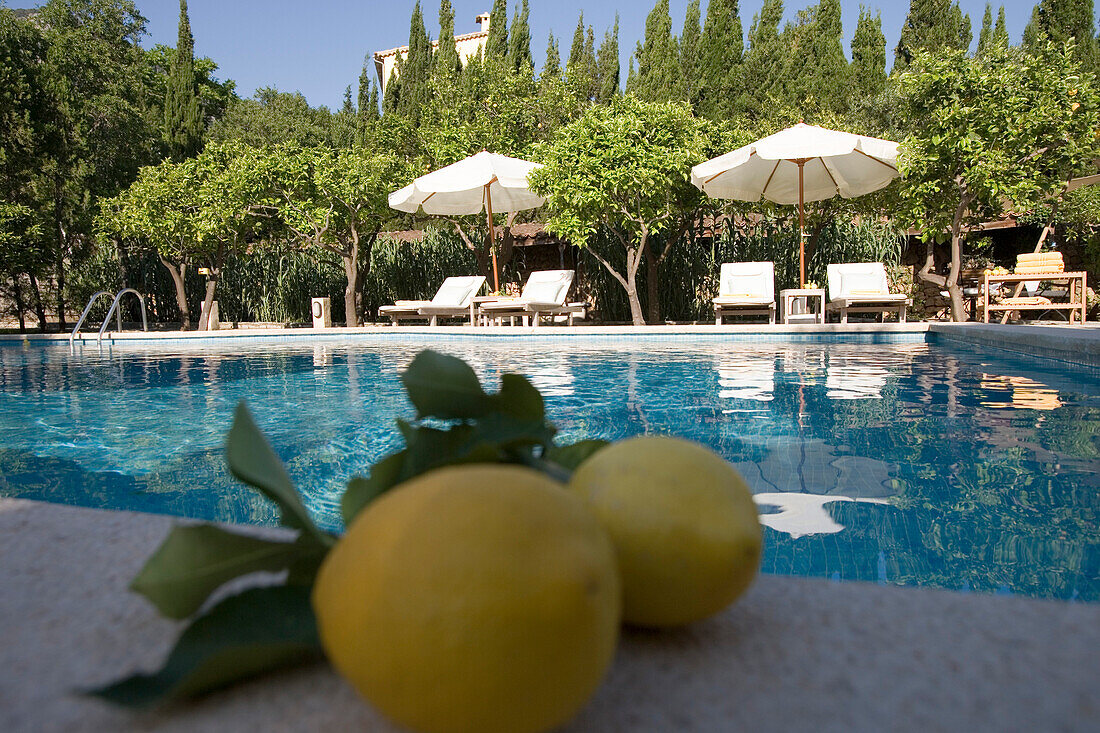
896,43 -> 1100,320
143,44 -> 236,135
37,0 -> 159,329
1023,0 -> 1099,73
529,97 -> 705,325
397,1 -> 432,123
208,88 -> 335,147
976,3 -> 994,56
697,0 -> 744,120
508,0 -> 532,72
541,32 -> 561,82
596,17 -> 620,104
190,142 -> 269,328
485,0 -> 508,61
783,0 -> 849,112
0,8 -> 52,329
263,146 -> 411,325
163,0 -> 201,159
628,0 -> 679,102
894,0 -> 972,72
97,158 -> 203,329
356,64 -> 380,145
679,0 -> 702,107
566,14 -> 597,102
993,6 -> 1009,46
851,6 -> 886,98
741,0 -> 785,114
435,0 -> 461,78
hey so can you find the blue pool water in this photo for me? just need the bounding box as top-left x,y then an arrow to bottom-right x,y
2,334 -> 1098,602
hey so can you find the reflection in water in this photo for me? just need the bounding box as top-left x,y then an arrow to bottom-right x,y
755,493 -> 889,538
980,375 -> 1062,411
2,337 -> 1099,602
717,355 -> 775,402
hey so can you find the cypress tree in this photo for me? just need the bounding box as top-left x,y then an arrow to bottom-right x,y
397,2 -> 432,122
567,14 -> 598,102
383,67 -> 400,115
357,67 -> 380,141
851,6 -> 886,97
741,0 -> 785,111
485,0 -> 509,61
435,0 -> 461,78
164,0 -> 202,159
508,0 -> 532,71
697,0 -> 745,120
993,6 -> 1009,46
568,14 -> 586,69
630,0 -> 678,102
679,0 -> 702,106
787,0 -> 848,111
1023,0 -> 1098,72
542,32 -> 561,82
977,3 -> 994,56
894,0 -> 972,72
596,16 -> 621,104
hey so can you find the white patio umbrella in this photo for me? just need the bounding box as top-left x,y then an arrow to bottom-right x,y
389,151 -> 545,292
691,123 -> 900,287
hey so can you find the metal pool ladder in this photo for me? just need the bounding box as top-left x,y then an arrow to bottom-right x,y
70,289 -> 148,346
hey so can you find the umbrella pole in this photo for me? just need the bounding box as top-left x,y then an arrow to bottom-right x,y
798,160 -> 806,289
485,184 -> 499,293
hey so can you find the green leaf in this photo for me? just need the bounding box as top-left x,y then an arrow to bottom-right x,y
88,585 -> 322,708
401,350 -> 492,420
492,373 -> 545,420
129,524 -> 307,620
341,450 -> 407,527
545,440 -> 610,472
401,424 -> 504,479
225,402 -> 331,547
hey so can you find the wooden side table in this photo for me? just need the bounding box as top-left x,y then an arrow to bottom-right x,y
780,288 -> 826,324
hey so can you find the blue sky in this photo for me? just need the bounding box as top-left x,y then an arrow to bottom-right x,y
94,1 -> 1065,109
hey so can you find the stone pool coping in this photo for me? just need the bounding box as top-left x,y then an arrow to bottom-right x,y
1,497 -> 1097,732
7,321 -> 1100,367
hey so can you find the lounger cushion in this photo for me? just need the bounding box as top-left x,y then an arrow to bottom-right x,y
520,270 -> 574,305
718,262 -> 775,301
430,276 -> 485,308
827,263 -> 893,301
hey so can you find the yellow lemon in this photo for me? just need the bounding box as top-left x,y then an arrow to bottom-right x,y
312,464 -> 621,733
568,436 -> 762,627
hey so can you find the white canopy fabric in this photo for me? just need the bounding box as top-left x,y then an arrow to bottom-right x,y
388,151 -> 545,215
691,123 -> 900,204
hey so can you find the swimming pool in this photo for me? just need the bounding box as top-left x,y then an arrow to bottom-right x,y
2,333 -> 1098,602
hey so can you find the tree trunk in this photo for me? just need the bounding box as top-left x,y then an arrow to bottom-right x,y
624,248 -> 646,326
645,245 -> 661,324
159,255 -> 190,330
944,193 -> 972,322
55,225 -> 66,332
28,271 -> 47,330
11,275 -> 27,333
343,254 -> 359,327
197,242 -> 227,331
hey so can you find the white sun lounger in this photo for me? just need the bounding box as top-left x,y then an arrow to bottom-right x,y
378,275 -> 486,326
713,262 -> 776,324
825,263 -> 909,323
478,270 -> 584,326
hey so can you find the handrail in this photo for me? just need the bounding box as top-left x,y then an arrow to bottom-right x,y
97,289 -> 148,343
69,291 -> 113,346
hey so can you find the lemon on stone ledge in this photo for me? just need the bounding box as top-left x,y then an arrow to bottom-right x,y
312,464 -> 621,733
568,436 -> 763,627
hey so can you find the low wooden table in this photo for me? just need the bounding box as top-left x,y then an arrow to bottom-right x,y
779,288 -> 826,324
980,271 -> 1087,324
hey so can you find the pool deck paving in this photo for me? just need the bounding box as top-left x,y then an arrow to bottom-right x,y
1,497 -> 1097,732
